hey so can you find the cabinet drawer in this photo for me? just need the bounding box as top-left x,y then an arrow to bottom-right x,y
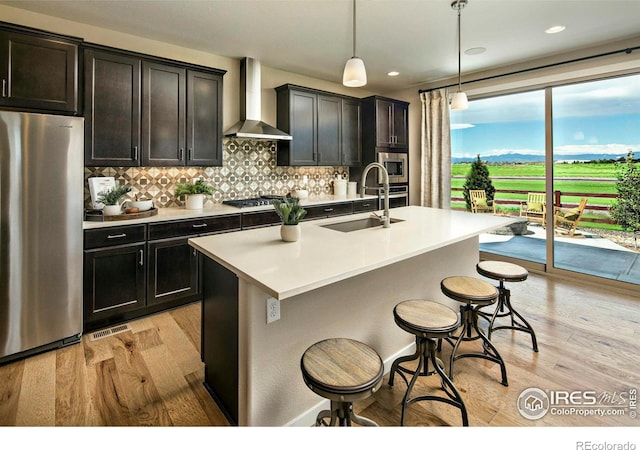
148,214 -> 241,240
84,224 -> 147,249
242,210 -> 281,229
303,202 -> 353,220
353,199 -> 377,213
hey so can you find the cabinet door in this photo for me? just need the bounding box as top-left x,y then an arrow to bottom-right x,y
341,98 -> 361,166
142,61 -> 186,166
289,90 -> 317,165
83,243 -> 146,327
392,102 -> 409,147
84,49 -> 141,166
186,70 -> 223,166
147,237 -> 199,306
317,95 -> 341,166
375,99 -> 393,147
0,30 -> 78,113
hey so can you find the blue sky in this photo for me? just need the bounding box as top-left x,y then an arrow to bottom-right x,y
450,74 -> 640,158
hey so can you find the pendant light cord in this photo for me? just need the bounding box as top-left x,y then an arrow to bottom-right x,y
352,0 -> 357,57
457,0 -> 462,92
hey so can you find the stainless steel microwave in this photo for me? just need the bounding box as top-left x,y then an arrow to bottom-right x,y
377,152 -> 408,184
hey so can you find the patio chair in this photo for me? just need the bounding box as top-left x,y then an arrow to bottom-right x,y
554,198 -> 588,237
470,190 -> 494,214
520,192 -> 546,224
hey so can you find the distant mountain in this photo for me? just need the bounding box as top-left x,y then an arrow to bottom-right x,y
451,153 -> 629,163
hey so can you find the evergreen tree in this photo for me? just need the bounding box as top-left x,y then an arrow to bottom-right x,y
462,155 -> 496,211
610,151 -> 640,235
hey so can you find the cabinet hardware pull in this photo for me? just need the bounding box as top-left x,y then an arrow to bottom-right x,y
139,249 -> 144,266
188,148 -> 192,160
106,233 -> 126,239
132,146 -> 138,160
1,79 -> 6,97
179,148 -> 184,160
324,208 -> 334,213
192,223 -> 207,228
193,248 -> 197,257
363,203 -> 370,207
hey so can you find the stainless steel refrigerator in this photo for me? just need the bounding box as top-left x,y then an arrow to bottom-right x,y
0,111 -> 84,364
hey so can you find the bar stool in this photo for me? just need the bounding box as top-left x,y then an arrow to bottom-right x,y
388,299 -> 469,426
440,276 -> 508,386
476,260 -> 539,352
301,337 -> 384,426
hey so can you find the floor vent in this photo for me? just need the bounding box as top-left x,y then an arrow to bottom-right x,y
90,324 -> 131,341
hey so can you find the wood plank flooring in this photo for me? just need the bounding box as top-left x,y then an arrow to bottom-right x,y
0,272 -> 638,428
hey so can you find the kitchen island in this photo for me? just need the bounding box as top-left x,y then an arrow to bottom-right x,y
188,206 -> 514,426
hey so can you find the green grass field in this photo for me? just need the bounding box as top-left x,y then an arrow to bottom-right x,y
451,162 -> 623,230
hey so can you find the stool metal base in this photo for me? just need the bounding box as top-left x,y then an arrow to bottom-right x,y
389,337 -> 469,426
478,281 -> 539,352
314,400 -> 378,426
444,303 -> 509,386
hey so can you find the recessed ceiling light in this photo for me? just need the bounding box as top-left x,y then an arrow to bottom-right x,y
387,71 -> 400,76
465,47 -> 486,55
545,25 -> 566,34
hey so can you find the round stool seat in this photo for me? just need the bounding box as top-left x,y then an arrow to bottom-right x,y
477,260 -> 528,282
301,338 -> 384,402
441,276 -> 498,306
394,300 -> 460,338
389,299 -> 468,426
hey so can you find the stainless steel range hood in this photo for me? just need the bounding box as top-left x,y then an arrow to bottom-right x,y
224,58 -> 292,141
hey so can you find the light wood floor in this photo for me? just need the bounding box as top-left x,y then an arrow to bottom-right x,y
1,272 -> 638,427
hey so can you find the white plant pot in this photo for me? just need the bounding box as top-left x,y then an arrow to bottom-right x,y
185,194 -> 205,210
280,224 -> 301,242
102,205 -> 122,216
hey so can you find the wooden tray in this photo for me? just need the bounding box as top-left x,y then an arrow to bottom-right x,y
85,207 -> 158,222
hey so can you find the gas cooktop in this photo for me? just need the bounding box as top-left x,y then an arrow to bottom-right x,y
222,195 -> 285,208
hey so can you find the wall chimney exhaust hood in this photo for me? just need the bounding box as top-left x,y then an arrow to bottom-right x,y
224,58 -> 292,141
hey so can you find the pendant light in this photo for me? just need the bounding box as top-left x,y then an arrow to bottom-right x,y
450,0 -> 468,110
343,0 -> 367,87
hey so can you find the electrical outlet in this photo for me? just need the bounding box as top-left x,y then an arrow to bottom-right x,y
266,297 -> 280,323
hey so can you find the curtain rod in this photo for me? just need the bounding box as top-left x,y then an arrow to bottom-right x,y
418,45 -> 640,94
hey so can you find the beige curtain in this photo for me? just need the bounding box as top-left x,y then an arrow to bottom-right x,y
420,88 -> 451,209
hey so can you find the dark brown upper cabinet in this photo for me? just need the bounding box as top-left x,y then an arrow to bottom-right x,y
142,61 -> 186,166
362,96 -> 409,149
0,29 -> 79,113
83,43 -> 225,167
142,62 -> 224,167
275,84 -> 361,167
84,49 -> 141,166
186,70 -> 223,166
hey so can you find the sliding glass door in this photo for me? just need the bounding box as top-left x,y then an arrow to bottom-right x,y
450,72 -> 640,289
550,75 -> 640,285
450,90 -> 547,266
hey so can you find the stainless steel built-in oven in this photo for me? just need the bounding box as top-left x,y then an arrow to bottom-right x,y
377,151 -> 408,184
379,185 -> 409,209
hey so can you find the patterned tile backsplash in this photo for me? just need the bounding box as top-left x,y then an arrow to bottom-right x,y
84,139 -> 350,208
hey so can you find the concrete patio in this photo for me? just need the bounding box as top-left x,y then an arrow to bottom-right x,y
479,223 -> 640,285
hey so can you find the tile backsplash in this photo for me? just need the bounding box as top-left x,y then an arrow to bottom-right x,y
84,139 -> 349,208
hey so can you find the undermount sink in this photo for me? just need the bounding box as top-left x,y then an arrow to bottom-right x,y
320,216 -> 404,233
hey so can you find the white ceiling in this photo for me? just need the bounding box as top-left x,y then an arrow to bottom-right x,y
3,0 -> 640,93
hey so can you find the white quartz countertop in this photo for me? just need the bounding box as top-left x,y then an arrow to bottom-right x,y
83,194 -> 377,229
188,206 -> 515,300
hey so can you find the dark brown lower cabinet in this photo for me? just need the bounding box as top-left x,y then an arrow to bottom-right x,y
83,242 -> 146,330
147,237 -> 199,306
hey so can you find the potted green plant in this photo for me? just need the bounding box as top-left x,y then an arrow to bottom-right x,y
272,196 -> 307,242
97,184 -> 132,216
174,180 -> 215,209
